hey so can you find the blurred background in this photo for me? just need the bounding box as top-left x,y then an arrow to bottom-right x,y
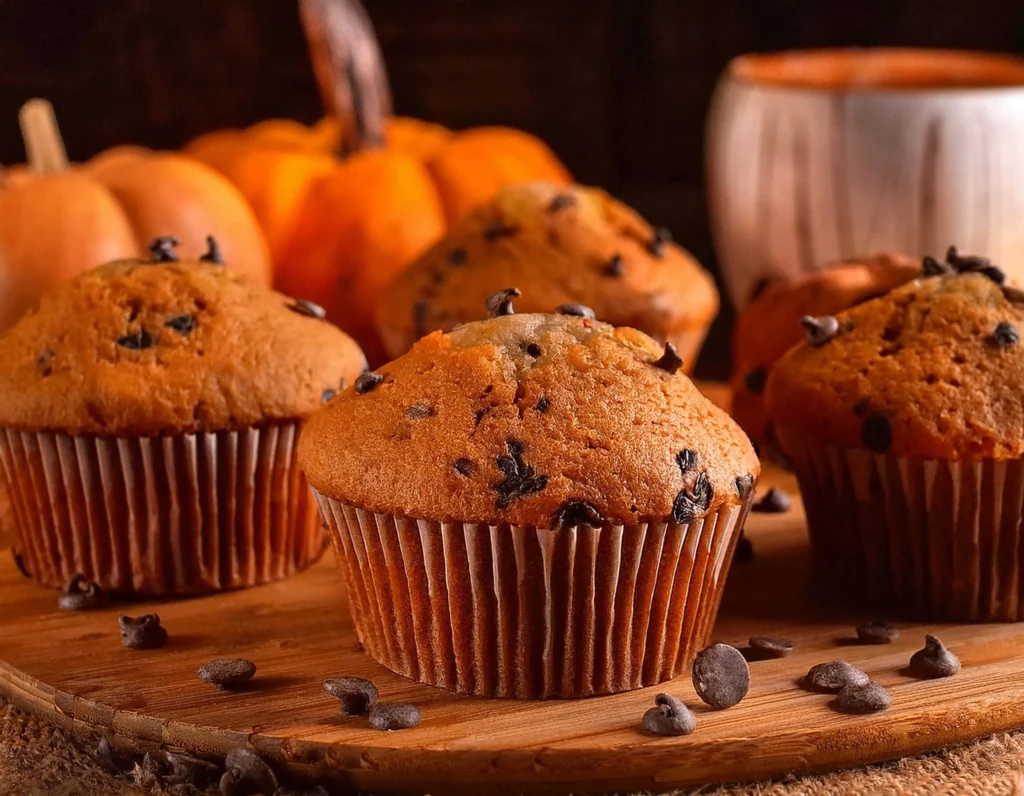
1,0 -> 1022,376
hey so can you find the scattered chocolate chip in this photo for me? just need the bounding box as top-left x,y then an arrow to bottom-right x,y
834,681 -> 892,714
556,500 -> 604,529
547,193 -> 576,212
453,457 -> 475,477
909,634 -> 961,679
12,550 -> 30,578
993,321 -> 1019,347
485,287 -> 521,317
692,644 -> 749,708
324,676 -> 378,716
405,403 -> 435,419
199,235 -> 224,264
647,227 -> 672,258
117,330 -> 156,351
321,388 -> 336,403
494,440 -> 548,509
735,533 -> 754,563
861,413 -> 892,453
534,397 -> 550,413
642,693 -> 696,737
447,248 -> 467,266
521,342 -> 543,357
801,315 -> 840,347
676,449 -> 697,473
35,349 -> 54,376
856,621 -> 900,644
744,368 -> 768,394
148,236 -> 180,262
922,255 -> 954,276
753,487 -> 791,513
673,471 -> 713,523
484,220 -> 519,241
355,371 -> 383,394
220,748 -> 277,796
604,253 -> 624,277
198,658 -> 256,690
289,299 -> 327,320
946,246 -> 1004,283
804,660 -> 869,693
652,342 -> 684,374
556,303 -> 596,319
748,637 -> 794,659
368,702 -> 421,731
735,474 -> 755,500
119,614 -> 168,650
59,574 -> 105,611
165,315 -> 197,335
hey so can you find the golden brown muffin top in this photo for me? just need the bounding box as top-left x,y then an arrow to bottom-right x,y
301,304 -> 759,528
0,240 -> 366,436
766,264 -> 1024,460
375,182 -> 719,353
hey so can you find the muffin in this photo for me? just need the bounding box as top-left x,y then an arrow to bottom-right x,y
0,236 -> 366,595
766,249 -> 1024,620
731,252 -> 919,452
375,182 -> 719,371
301,291 -> 759,698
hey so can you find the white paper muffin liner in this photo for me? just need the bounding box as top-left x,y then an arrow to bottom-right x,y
313,490 -> 754,698
0,422 -> 323,595
777,425 -> 1024,621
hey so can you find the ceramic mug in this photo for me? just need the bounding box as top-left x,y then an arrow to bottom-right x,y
707,48 -> 1024,307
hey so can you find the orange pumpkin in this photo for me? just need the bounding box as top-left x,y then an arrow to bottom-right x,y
186,0 -> 570,363
0,100 -> 271,332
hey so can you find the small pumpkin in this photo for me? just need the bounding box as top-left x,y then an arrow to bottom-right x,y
0,100 -> 271,332
186,0 -> 570,363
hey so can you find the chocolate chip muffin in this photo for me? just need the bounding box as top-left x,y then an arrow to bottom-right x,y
0,237 -> 366,595
766,248 -> 1024,620
375,182 -> 719,372
301,292 -> 759,698
731,252 -> 919,453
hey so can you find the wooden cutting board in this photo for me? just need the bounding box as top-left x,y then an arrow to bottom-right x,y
3,464 -> 1024,795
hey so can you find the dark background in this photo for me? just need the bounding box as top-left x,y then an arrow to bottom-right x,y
1,0 -> 1022,375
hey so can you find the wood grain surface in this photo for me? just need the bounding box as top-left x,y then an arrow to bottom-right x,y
3,445 -> 1024,793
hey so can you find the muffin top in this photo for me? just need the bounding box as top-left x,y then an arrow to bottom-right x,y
301,297 -> 759,528
0,238 -> 366,436
375,182 -> 719,355
766,257 -> 1024,460
731,252 -> 920,443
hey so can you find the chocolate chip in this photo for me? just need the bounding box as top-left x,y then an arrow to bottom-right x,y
672,471 -> 713,523
604,253 -> 624,277
355,371 -> 383,394
547,193 -> 576,212
834,681 -> 891,714
198,658 -> 256,690
165,315 -> 197,335
148,236 -> 179,262
909,634 -> 961,679
861,413 -> 892,453
922,255 -> 953,276
484,220 -> 519,241
993,321 -> 1018,347
735,533 -> 754,562
744,368 -> 768,394
12,550 -> 30,578
801,315 -> 840,347
36,349 -> 54,377
747,636 -> 794,659
453,457 -> 475,477
753,487 -> 791,513
494,440 -> 548,509
556,303 -> 596,319
485,287 -> 521,317
642,693 -> 696,737
447,248 -> 467,266
368,702 -> 421,731
692,644 -> 749,708
289,299 -> 327,320
534,397 -> 550,413
521,342 -> 543,357
199,235 -> 224,265
676,449 -> 697,473
119,614 -> 168,650
804,660 -> 869,693
735,473 -> 755,500
59,574 -> 105,611
94,737 -> 130,775
647,227 -> 672,258
323,676 -> 378,716
321,388 -> 336,403
856,621 -> 900,644
652,342 -> 684,374
117,330 -> 156,351
946,245 -> 990,270
405,403 -> 435,419
220,748 -> 277,796
1003,285 -> 1024,304
555,500 -> 604,529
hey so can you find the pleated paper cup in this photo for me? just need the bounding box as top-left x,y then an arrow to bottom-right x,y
0,422 -> 324,595
313,491 -> 754,699
777,424 -> 1024,621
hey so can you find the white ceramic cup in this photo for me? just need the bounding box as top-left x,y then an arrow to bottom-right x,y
707,48 -> 1024,307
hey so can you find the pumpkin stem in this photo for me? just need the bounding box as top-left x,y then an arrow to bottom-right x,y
19,99 -> 69,174
299,0 -> 391,155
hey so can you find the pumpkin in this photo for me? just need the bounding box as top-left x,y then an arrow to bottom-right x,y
0,100 -> 271,333
186,0 -> 570,364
